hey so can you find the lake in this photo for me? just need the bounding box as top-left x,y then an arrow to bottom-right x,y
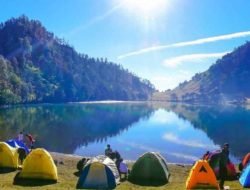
0,102 -> 249,164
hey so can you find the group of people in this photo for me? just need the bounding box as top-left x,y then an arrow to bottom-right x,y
16,131 -> 35,165
14,132 -> 235,188
105,144 -> 129,178
18,131 -> 35,149
105,143 -> 231,187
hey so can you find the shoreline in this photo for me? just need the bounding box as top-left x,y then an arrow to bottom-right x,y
1,99 -> 250,108
50,151 -> 192,166
0,150 -> 242,189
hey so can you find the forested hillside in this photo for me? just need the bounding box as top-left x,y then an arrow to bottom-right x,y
152,41 -> 250,104
0,16 -> 155,105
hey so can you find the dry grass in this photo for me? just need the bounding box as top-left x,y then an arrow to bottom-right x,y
0,153 -> 243,189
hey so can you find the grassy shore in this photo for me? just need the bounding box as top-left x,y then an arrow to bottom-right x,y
0,152 -> 243,189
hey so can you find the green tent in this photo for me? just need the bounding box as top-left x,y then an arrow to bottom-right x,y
128,152 -> 170,186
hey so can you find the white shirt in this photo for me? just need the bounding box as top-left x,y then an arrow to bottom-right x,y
18,133 -> 24,141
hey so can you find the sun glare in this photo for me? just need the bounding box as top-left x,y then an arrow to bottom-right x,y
120,0 -> 168,20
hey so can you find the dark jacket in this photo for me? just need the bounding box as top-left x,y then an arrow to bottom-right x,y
105,147 -> 113,157
219,149 -> 229,170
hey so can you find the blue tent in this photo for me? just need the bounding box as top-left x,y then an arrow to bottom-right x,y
6,139 -> 30,154
239,164 -> 250,187
77,156 -> 119,189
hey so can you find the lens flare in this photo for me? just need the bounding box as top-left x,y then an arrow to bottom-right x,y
120,0 -> 169,20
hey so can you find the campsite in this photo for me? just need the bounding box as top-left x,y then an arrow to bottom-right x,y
1,0 -> 250,189
0,139 -> 248,189
0,151 -> 245,190
1,103 -> 250,189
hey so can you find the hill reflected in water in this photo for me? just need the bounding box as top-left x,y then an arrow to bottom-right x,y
165,103 -> 250,159
0,102 -> 249,163
0,103 -> 154,153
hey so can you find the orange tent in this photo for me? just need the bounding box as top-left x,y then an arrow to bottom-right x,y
242,153 -> 250,169
186,160 -> 219,189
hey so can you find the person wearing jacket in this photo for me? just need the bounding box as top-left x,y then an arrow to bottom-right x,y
219,143 -> 229,189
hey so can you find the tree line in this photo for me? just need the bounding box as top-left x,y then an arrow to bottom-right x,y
0,16 -> 155,105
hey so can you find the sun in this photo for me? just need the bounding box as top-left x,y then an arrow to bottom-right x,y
120,0 -> 168,20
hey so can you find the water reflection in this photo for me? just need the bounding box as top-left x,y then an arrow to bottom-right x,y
75,108 -> 219,163
166,103 -> 250,159
0,103 -> 153,153
0,102 -> 250,163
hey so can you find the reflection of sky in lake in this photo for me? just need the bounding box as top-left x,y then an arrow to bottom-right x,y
0,103 -> 242,164
75,109 -> 234,164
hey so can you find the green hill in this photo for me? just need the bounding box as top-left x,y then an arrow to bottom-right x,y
152,42 -> 250,104
0,16 -> 155,105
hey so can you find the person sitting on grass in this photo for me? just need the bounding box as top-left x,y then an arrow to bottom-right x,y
105,144 -> 113,158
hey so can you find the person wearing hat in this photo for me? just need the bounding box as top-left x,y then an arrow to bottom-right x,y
219,143 -> 230,189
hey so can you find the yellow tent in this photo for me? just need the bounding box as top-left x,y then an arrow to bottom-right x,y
18,148 -> 58,181
186,160 -> 219,189
0,142 -> 19,169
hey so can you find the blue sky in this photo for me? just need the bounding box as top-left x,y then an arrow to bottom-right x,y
1,0 -> 250,91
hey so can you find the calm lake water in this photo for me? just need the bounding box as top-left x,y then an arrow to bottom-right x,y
0,102 -> 250,164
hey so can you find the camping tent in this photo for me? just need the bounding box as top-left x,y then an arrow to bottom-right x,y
206,151 -> 237,179
128,152 -> 170,185
186,160 -> 219,189
242,153 -> 250,169
239,164 -> 250,187
77,155 -> 119,189
17,148 -> 57,181
0,142 -> 19,169
6,139 -> 30,154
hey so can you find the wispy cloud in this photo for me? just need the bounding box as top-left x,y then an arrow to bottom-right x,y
117,31 -> 250,59
163,133 -> 218,149
163,52 -> 229,68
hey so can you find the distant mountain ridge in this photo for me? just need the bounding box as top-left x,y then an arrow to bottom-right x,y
152,41 -> 250,104
0,16 -> 155,105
